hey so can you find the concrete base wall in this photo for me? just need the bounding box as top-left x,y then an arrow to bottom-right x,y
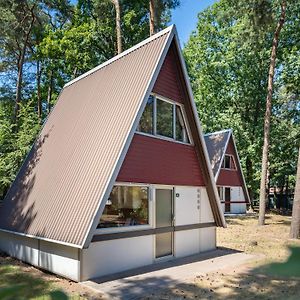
82,228 -> 216,281
81,236 -> 153,281
221,202 -> 247,214
0,231 -> 80,281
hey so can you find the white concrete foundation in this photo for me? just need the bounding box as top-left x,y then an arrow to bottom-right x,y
0,231 -> 80,281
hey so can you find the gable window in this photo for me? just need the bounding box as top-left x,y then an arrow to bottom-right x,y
137,94 -> 191,144
156,98 -> 173,138
137,96 -> 154,134
221,154 -> 236,170
98,185 -> 149,228
176,106 -> 189,143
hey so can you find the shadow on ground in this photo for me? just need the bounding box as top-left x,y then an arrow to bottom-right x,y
225,214 -> 291,227
91,248 -> 242,285
92,248 -> 300,300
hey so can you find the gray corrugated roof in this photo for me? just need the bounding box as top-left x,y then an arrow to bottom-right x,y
0,27 -> 171,248
0,26 -> 225,248
204,129 -> 231,177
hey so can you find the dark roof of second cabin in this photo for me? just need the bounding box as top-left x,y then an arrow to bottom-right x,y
204,129 -> 232,177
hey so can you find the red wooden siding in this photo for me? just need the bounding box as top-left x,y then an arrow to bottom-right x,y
152,42 -> 184,103
116,42 -> 206,186
217,137 -> 244,187
117,134 -> 206,186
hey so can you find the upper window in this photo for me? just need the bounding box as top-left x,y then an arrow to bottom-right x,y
137,95 -> 190,144
156,99 -> 173,138
221,154 -> 236,170
98,185 -> 149,228
137,96 -> 154,134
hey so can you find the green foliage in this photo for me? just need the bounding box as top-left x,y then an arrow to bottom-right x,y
184,0 -> 300,199
0,100 -> 40,198
0,0 -> 180,199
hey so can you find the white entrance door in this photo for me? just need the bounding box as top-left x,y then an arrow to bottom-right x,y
155,188 -> 173,258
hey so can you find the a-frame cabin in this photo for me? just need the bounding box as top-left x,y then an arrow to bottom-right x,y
0,25 -> 225,281
204,129 -> 250,214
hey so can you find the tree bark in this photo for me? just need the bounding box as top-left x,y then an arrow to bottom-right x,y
149,0 -> 156,36
111,0 -> 122,54
13,5 -> 36,124
36,60 -> 42,119
14,50 -> 26,123
290,148 -> 300,239
258,1 -> 286,225
47,70 -> 53,114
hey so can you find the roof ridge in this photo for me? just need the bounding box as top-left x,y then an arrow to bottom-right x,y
64,25 -> 175,88
204,128 -> 232,136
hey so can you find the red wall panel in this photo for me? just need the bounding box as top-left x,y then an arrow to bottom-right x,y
117,134 -> 206,186
152,43 -> 184,103
217,137 -> 243,187
117,43 -> 206,186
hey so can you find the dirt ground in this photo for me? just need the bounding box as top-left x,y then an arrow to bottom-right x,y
1,213 -> 300,299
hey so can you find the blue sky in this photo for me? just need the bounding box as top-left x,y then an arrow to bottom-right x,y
171,0 -> 217,47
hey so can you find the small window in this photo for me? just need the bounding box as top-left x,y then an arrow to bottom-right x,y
137,96 -> 154,134
98,186 -> 149,228
222,155 -> 236,169
176,105 -> 189,143
156,98 -> 173,138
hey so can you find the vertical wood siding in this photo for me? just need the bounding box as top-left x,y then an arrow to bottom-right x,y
217,137 -> 244,187
117,134 -> 205,186
117,43 -> 206,186
152,44 -> 184,103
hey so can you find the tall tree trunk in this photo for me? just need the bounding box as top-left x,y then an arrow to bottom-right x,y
246,156 -> 254,209
13,5 -> 36,124
14,51 -> 26,123
258,1 -> 286,225
112,0 -> 122,54
285,176 -> 289,209
47,70 -> 53,114
149,0 -> 156,36
290,148 -> 300,239
36,60 -> 42,120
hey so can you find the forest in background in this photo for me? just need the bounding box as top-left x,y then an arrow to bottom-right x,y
0,0 -> 299,203
184,0 -> 299,201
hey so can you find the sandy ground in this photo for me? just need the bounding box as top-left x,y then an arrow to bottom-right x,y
1,213 -> 300,299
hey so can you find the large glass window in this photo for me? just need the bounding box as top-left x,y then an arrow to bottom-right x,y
156,99 -> 173,138
98,185 -> 149,228
137,95 -> 191,144
137,96 -> 154,134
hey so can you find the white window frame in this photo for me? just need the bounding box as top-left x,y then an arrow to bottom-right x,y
136,93 -> 193,146
95,182 -> 153,234
221,154 -> 237,170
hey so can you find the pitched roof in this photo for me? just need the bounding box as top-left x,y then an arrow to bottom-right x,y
204,129 -> 232,178
204,129 -> 250,203
0,25 -> 225,248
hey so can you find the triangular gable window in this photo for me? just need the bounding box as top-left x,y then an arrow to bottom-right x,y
137,94 -> 191,144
